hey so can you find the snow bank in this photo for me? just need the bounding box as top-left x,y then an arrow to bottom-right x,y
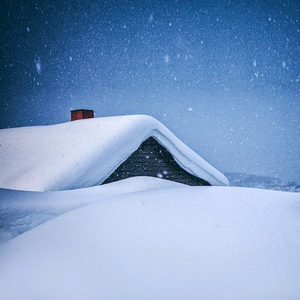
0,178 -> 299,299
0,177 -> 183,244
0,115 -> 228,191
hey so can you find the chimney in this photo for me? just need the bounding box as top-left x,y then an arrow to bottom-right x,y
71,109 -> 94,121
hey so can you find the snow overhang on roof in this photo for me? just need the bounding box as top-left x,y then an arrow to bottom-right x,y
0,115 -> 229,191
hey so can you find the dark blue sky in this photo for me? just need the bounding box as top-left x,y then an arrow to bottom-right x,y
1,0 -> 300,182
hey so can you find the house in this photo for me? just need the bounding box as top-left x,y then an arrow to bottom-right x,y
0,115 -> 229,191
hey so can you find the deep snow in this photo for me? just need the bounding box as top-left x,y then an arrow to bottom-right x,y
0,118 -> 299,299
0,177 -> 300,299
0,177 -> 183,244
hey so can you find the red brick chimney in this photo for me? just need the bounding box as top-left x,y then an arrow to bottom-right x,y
71,109 -> 94,121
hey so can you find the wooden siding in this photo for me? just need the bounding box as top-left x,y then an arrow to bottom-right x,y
102,137 -> 211,186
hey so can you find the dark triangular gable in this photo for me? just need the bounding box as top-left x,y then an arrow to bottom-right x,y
102,137 -> 211,186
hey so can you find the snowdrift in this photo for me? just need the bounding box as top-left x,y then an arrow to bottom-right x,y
1,116 -> 299,299
0,177 -> 299,300
0,115 -> 228,191
0,177 -> 184,243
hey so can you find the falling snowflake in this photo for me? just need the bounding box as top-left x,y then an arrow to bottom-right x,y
35,58 -> 42,74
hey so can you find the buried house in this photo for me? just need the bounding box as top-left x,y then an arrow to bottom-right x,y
0,115 -> 229,191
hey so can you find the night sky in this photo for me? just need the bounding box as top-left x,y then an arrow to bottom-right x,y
1,0 -> 300,182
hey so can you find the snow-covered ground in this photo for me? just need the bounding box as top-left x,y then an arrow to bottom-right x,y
0,118 -> 300,299
0,177 -> 300,299
225,172 -> 300,193
0,177 -> 183,244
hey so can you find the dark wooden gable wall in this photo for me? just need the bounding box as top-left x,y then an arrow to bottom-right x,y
102,137 -> 211,186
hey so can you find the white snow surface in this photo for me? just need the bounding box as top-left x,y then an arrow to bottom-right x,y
0,177 -> 300,300
1,116 -> 299,299
0,177 -> 184,243
0,115 -> 228,191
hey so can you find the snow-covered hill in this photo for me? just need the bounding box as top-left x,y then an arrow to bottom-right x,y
0,177 -> 300,299
0,177 -> 184,244
225,172 -> 300,193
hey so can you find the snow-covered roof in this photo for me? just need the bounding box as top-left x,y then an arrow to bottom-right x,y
0,115 -> 229,191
